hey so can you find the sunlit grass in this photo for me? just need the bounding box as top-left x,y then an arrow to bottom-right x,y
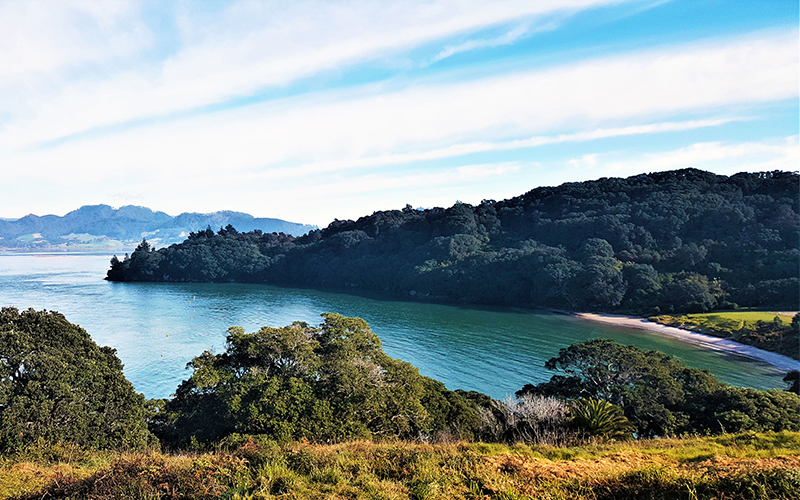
651,311 -> 794,332
3,432 -> 799,499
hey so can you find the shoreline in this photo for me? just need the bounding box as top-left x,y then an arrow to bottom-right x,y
574,312 -> 800,373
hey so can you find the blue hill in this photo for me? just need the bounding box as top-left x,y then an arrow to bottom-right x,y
0,205 -> 316,251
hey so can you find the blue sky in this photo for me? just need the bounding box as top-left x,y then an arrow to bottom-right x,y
0,0 -> 797,226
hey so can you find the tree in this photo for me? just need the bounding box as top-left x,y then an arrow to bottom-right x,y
0,308 -> 153,452
158,314 -> 481,447
106,253 -> 129,281
621,263 -> 661,312
127,238 -> 163,280
491,394 -> 572,445
518,339 -> 800,436
659,272 -> 723,313
690,387 -> 800,433
784,370 -> 799,394
517,339 -> 722,436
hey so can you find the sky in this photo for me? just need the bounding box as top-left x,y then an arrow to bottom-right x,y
0,0 -> 797,226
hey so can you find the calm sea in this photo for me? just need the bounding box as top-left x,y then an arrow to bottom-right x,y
0,253 -> 787,399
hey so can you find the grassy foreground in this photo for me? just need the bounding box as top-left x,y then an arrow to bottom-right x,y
2,432 -> 799,500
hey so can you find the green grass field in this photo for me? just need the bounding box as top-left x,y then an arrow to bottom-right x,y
3,432 -> 799,499
651,311 -> 794,334
649,311 -> 799,360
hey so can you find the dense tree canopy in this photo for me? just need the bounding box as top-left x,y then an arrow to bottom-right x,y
154,314 -> 482,447
0,308 -> 153,452
4,306 -> 793,452
108,169 -> 799,317
518,339 -> 800,437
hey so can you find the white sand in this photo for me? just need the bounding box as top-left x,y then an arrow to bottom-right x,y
575,312 -> 800,373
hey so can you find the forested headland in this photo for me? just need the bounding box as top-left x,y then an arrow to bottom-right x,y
106,169 -> 799,357
107,169 -> 799,314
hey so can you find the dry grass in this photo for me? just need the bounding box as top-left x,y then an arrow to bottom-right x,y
2,431 -> 799,499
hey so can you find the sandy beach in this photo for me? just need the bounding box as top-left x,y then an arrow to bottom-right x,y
575,312 -> 800,373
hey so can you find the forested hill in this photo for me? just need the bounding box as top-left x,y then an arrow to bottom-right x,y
108,168 -> 799,314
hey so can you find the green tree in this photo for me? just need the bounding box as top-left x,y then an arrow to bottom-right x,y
659,272 -> 723,313
127,238 -> 163,280
159,314 -> 480,447
785,370 -> 800,394
0,308 -> 153,452
105,169 -> 800,319
518,339 -> 723,436
693,387 -> 800,433
519,339 -> 800,436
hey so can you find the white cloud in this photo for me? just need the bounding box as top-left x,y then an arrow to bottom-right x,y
455,162 -> 521,179
262,117 -> 745,178
569,154 -> 599,169
244,161 -> 526,221
1,30 -> 795,189
0,0 -> 627,150
615,137 -> 799,173
566,136 -> 800,179
431,23 -> 537,63
0,0 -> 149,79
109,191 -> 146,205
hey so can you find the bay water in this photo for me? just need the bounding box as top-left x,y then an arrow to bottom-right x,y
0,253 -> 787,400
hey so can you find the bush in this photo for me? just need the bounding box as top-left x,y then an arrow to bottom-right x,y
569,398 -> 635,440
492,395 -> 573,445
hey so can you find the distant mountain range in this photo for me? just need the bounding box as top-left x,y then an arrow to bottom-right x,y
0,205 -> 316,251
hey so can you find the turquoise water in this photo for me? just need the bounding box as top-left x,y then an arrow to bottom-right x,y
0,253 -> 787,399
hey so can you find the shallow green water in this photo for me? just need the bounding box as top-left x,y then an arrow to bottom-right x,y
0,253 -> 787,399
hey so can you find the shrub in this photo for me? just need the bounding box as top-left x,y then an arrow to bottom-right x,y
569,398 -> 635,440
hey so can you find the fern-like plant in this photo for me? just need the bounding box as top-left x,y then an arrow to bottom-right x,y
569,398 -> 635,440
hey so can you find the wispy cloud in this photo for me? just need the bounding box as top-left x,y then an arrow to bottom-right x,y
244,117 -> 743,181
604,136 -> 800,174
431,23 -> 536,63
2,30 -> 794,187
256,161 -> 526,215
0,0 -> 150,79
564,136 -> 800,179
0,0 -> 628,149
569,154 -> 599,169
